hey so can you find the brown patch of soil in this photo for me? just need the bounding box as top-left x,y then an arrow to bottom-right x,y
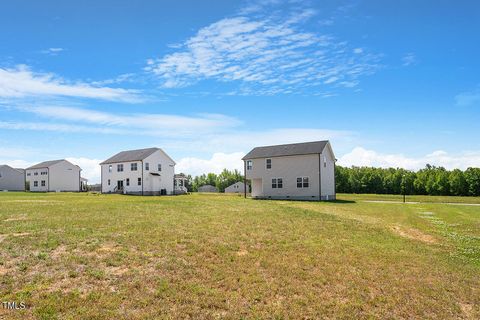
11,232 -> 31,237
4,215 -> 27,222
107,266 -> 129,276
236,249 -> 248,256
0,266 -> 8,276
391,225 -> 437,244
460,303 -> 474,319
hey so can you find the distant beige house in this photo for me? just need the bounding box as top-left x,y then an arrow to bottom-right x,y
243,141 -> 336,201
224,181 -> 244,193
26,159 -> 82,192
198,185 -> 218,193
0,165 -> 25,191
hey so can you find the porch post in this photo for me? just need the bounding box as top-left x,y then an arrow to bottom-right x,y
244,160 -> 247,198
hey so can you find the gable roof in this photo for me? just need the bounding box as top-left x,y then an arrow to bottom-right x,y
100,147 -> 175,165
26,159 -> 66,170
242,141 -> 329,160
0,165 -> 24,174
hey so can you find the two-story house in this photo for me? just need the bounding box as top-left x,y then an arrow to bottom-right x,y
242,141 -> 336,201
25,159 -> 82,192
100,147 -> 175,195
0,165 -> 25,191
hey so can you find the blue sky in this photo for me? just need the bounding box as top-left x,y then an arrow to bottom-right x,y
1,0 -> 479,182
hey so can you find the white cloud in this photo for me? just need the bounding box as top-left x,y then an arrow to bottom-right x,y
0,65 -> 143,103
8,105 -> 241,137
66,157 -> 102,183
338,147 -> 480,170
402,53 -> 417,66
176,152 -> 245,176
41,48 -> 65,55
146,5 -> 380,94
455,88 -> 480,106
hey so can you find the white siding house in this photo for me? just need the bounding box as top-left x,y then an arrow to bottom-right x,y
100,147 -> 175,195
243,141 -> 336,201
26,160 -> 82,192
0,165 -> 25,191
224,181 -> 245,193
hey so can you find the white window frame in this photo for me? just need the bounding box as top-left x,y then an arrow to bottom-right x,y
41,180 -> 46,187
158,164 -> 162,171
266,158 -> 272,169
117,164 -> 123,172
272,177 -> 283,189
246,160 -> 253,170
34,181 -> 38,187
131,163 -> 137,171
126,178 -> 130,186
145,162 -> 149,171
297,177 -> 309,188
109,165 -> 112,173
137,177 -> 142,186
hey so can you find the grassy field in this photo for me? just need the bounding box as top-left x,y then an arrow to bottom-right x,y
0,192 -> 479,319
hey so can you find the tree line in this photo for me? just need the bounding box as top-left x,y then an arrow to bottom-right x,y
335,164 -> 480,196
186,169 -> 244,192
185,165 -> 480,196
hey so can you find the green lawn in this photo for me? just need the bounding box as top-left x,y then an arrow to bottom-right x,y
0,192 -> 479,319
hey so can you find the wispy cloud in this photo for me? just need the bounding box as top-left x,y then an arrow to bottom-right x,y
41,47 -> 65,55
455,87 -> 480,106
6,105 -> 242,137
146,3 -> 380,94
338,147 -> 480,170
402,53 -> 417,66
0,65 -> 143,103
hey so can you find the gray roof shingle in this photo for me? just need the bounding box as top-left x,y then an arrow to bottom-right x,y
26,159 -> 66,169
100,148 -> 160,164
242,141 -> 329,160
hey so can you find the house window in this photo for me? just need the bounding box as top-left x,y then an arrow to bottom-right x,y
145,163 -> 149,171
27,173 -> 31,176
324,155 -> 327,168
109,165 -> 112,173
297,177 -> 309,188
138,178 -> 142,186
41,180 -> 46,187
126,178 -> 130,186
117,164 -> 123,172
266,159 -> 272,169
246,160 -> 253,170
131,163 -> 137,171
158,164 -> 161,171
108,179 -> 111,186
272,178 -> 283,189
34,172 -> 38,176
34,181 -> 38,187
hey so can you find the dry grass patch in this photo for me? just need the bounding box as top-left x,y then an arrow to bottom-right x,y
390,225 -> 438,244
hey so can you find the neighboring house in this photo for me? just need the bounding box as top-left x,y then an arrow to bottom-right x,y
100,147 -> 175,195
224,181 -> 245,193
243,140 -> 336,201
198,185 -> 218,193
0,165 -> 25,191
26,159 -> 82,192
174,173 -> 188,194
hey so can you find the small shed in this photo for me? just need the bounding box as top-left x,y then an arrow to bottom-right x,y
198,185 -> 218,193
225,181 -> 245,193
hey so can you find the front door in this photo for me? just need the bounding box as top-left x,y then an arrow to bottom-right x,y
117,180 -> 124,190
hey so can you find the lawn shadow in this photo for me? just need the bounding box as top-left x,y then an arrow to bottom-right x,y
330,199 -> 356,204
